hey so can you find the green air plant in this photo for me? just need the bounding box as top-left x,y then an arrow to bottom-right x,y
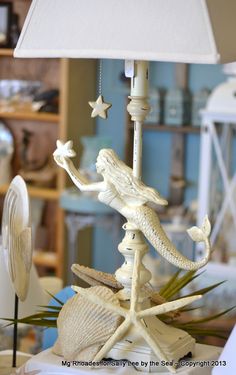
3,272 -> 235,342
157,270 -> 235,340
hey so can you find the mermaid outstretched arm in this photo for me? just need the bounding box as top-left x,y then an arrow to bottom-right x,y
53,140 -> 105,193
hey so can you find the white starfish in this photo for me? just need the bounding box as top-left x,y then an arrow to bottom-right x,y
72,249 -> 201,374
53,140 -> 76,159
88,95 -> 112,119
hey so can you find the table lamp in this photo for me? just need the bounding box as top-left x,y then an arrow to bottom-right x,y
14,0 -> 236,372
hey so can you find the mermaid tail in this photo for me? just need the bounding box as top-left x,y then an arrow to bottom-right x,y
123,205 -> 211,271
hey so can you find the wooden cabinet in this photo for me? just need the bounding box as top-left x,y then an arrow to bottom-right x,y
0,12 -> 96,278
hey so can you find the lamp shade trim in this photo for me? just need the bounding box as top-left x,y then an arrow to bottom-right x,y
14,48 -> 221,64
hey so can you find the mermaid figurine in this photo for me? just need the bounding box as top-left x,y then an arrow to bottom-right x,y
54,140 -> 211,271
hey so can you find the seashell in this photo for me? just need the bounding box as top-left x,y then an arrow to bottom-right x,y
53,286 -> 122,361
71,264 -> 179,318
72,344 -> 101,362
2,176 -> 32,302
71,264 -> 178,316
71,264 -> 123,290
53,339 -> 100,362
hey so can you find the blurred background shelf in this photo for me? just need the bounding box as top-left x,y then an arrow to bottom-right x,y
33,250 -> 58,268
0,110 -> 60,122
128,122 -> 201,134
0,1 -> 96,280
0,48 -> 14,57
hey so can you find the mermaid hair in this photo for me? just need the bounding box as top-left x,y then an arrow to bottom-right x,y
97,149 -> 167,206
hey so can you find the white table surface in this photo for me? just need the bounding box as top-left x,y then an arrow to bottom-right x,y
0,350 -> 32,375
19,344 -> 222,375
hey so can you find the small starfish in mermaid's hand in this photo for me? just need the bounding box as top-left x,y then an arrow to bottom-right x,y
53,140 -> 76,159
88,95 -> 112,119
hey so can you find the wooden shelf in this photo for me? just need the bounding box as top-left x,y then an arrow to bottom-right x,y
0,48 -> 14,57
0,110 -> 60,123
128,123 -> 200,134
0,2 -> 96,279
33,250 -> 57,268
0,184 -> 60,200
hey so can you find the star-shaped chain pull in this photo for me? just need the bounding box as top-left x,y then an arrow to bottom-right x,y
88,60 -> 112,119
73,249 -> 201,374
88,95 -> 112,119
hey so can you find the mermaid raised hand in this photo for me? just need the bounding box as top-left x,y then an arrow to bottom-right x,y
54,140 -> 211,271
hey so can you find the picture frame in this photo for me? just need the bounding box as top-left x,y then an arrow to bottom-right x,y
0,2 -> 12,48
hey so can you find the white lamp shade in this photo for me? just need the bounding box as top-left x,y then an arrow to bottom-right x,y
15,0 -> 236,64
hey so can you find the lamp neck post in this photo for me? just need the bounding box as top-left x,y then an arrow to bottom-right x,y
115,61 -> 151,303
126,60 -> 150,178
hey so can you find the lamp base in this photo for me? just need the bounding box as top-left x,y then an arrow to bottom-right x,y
106,316 -> 195,373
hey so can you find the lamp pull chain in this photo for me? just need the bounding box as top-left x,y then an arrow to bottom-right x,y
88,59 -> 112,119
98,59 -> 102,95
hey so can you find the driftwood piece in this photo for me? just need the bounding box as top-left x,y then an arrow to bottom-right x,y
71,264 -> 123,290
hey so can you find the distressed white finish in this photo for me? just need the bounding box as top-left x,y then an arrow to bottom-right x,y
133,121 -> 143,179
88,95 -> 112,119
73,261 -> 201,374
71,263 -> 177,316
127,61 -> 150,179
108,223 -> 196,368
54,145 -> 211,271
1,176 -> 32,301
130,61 -> 149,98
14,0 -> 236,64
54,142 -> 211,370
53,61 -> 211,370
115,224 -> 151,301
